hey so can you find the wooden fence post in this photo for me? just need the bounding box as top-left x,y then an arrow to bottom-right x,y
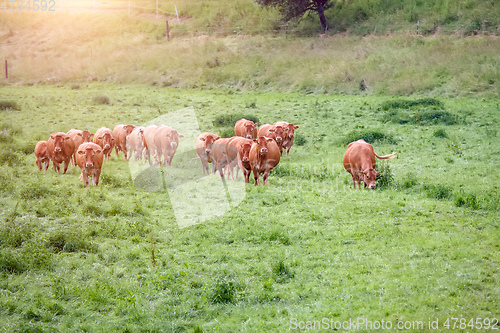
5,60 -> 7,79
166,20 -> 170,41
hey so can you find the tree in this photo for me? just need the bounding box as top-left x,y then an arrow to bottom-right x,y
256,0 -> 334,33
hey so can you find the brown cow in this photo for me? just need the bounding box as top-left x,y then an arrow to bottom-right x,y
93,127 -> 115,161
75,142 -> 104,187
274,121 -> 299,156
126,126 -> 146,161
343,139 -> 396,189
112,124 -> 136,161
153,125 -> 183,166
67,129 -> 93,165
234,118 -> 258,139
142,125 -> 159,165
34,140 -> 50,171
47,132 -> 75,174
249,136 -> 281,185
227,136 -> 253,182
196,132 -> 221,174
211,138 -> 237,179
257,124 -> 285,152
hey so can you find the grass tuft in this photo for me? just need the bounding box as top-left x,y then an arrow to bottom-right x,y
0,101 -> 20,111
380,98 -> 444,111
92,94 -> 110,105
454,192 -> 480,210
433,128 -> 449,138
209,277 -> 240,304
213,114 -> 260,127
340,130 -> 397,145
273,260 -> 294,283
423,184 -> 453,200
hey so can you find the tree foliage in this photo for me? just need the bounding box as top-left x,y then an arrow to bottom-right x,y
256,0 -> 334,32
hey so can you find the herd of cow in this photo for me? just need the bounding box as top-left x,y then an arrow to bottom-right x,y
34,117 -> 395,189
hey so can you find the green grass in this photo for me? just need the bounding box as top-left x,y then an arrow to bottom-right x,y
0,83 -> 498,331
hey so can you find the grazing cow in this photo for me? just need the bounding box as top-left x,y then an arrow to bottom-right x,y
67,129 -> 93,165
142,125 -> 159,165
75,142 -> 104,187
93,127 -> 115,161
257,124 -> 285,152
126,126 -> 146,161
153,125 -> 183,166
112,124 -> 136,161
34,140 -> 50,171
47,132 -> 75,174
273,121 -> 299,156
227,136 -> 253,183
249,136 -> 281,185
211,138 -> 237,178
234,118 -> 258,139
343,139 -> 396,189
195,132 -> 221,174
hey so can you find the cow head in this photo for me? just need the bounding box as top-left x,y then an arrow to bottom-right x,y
200,134 -> 220,154
270,125 -> 284,143
123,125 -> 136,136
244,121 -> 257,139
78,130 -> 94,143
253,136 -> 274,155
78,146 -> 102,168
284,124 -> 299,140
239,142 -> 252,162
97,132 -> 114,151
360,168 -> 380,189
167,131 -> 183,148
50,133 -> 71,152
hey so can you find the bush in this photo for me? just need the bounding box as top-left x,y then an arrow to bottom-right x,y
415,110 -> 459,125
0,101 -> 20,111
213,113 -> 259,127
376,163 -> 396,190
340,130 -> 397,146
294,133 -> 307,146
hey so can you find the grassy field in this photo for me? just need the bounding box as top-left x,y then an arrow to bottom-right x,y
0,83 -> 498,331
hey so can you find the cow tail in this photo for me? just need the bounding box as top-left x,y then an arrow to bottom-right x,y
375,152 -> 396,160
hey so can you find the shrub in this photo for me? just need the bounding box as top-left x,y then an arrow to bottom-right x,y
213,113 -> 259,127
375,163 -> 396,190
340,130 -> 397,146
0,101 -> 20,111
423,184 -> 453,200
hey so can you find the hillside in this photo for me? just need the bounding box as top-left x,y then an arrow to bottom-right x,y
1,7 -> 499,97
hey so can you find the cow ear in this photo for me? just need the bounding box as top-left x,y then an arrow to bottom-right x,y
50,134 -> 56,139
375,170 -> 381,176
267,138 -> 274,143
78,150 -> 85,155
294,125 -> 300,129
179,134 -> 184,138
268,129 -> 275,133
96,150 -> 102,155
77,132 -> 83,137
215,136 -> 221,140
64,135 -> 71,140
253,139 -> 258,144
97,136 -> 103,140
200,137 -> 206,142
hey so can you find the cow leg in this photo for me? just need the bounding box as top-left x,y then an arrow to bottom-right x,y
43,159 -> 50,172
93,169 -> 101,186
82,171 -> 90,187
243,169 -> 251,183
53,161 -> 60,173
262,169 -> 270,185
253,169 -> 260,186
36,158 -> 42,171
63,159 -> 71,174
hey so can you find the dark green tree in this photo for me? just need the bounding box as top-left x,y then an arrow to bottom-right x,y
256,0 -> 334,33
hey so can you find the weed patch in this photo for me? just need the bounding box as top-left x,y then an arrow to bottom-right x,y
273,260 -> 294,283
376,163 -> 396,190
424,184 -> 453,200
92,94 -> 110,105
455,192 -> 480,210
294,133 -> 307,146
380,98 -> 444,111
209,276 -> 241,304
0,101 -> 20,111
47,231 -> 97,253
340,130 -> 397,145
213,113 -> 259,127
433,128 -> 449,138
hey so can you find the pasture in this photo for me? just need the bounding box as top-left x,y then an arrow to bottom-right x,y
0,83 -> 498,331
